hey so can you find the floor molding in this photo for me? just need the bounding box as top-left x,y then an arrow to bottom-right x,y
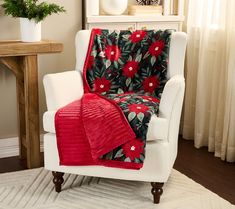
0,135 -> 44,158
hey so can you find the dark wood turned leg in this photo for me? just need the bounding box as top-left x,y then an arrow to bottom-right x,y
52,171 -> 64,193
151,182 -> 164,204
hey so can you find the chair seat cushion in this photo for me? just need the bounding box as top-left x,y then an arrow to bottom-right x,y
43,110 -> 169,142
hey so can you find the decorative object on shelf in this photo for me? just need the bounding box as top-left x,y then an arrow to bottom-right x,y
136,0 -> 161,5
129,0 -> 162,15
86,0 -> 99,16
100,0 -> 128,15
1,0 -> 66,42
129,5 -> 162,15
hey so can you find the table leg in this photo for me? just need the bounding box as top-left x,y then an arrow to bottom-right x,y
16,74 -> 27,160
23,55 -> 41,168
0,57 -> 27,161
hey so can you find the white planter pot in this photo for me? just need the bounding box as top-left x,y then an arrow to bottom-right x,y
100,0 -> 128,15
20,18 -> 41,42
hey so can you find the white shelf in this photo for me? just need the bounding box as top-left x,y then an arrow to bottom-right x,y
87,15 -> 185,23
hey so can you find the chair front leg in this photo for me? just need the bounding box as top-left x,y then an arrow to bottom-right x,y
52,171 -> 64,192
151,182 -> 164,204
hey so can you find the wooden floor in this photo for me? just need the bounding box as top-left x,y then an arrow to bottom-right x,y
0,138 -> 234,204
174,138 -> 235,204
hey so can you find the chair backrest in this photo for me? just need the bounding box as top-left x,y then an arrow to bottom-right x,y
75,30 -> 187,79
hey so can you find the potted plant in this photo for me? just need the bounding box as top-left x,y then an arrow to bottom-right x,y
1,0 -> 66,42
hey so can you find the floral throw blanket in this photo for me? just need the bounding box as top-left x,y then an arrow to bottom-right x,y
55,29 -> 172,169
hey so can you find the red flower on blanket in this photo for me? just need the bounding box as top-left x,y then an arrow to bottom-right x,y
149,40 -> 165,57
93,28 -> 102,35
105,45 -> 121,61
128,104 -> 149,114
122,139 -> 144,161
87,56 -> 94,69
122,61 -> 139,78
142,76 -> 159,93
94,77 -> 111,93
142,95 -> 160,103
129,30 -> 147,43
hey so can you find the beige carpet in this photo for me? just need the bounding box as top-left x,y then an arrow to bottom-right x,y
0,168 -> 234,209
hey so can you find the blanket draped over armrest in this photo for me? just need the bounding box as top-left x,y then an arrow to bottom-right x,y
55,29 -> 172,169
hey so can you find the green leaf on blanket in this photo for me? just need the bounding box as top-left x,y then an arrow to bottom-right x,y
123,44 -> 130,52
105,151 -> 114,160
158,56 -> 162,62
106,60 -> 111,68
137,112 -> 144,122
137,48 -> 141,55
162,51 -> 168,58
107,39 -> 112,45
143,51 -> 150,59
134,158 -> 140,163
140,154 -> 145,161
125,40 -> 132,46
91,50 -> 97,57
147,67 -> 151,76
131,43 -> 136,51
124,157 -> 131,162
111,85 -> 120,89
122,34 -> 130,40
114,149 -> 124,158
117,88 -> 124,94
151,56 -> 156,66
94,70 -> 100,78
135,54 -> 142,62
126,78 -> 131,87
128,112 -> 136,121
118,58 -> 124,65
114,61 -> 119,69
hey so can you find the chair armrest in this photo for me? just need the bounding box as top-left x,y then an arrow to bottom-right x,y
159,75 -> 185,120
158,75 -> 185,163
43,71 -> 84,111
43,111 -> 56,133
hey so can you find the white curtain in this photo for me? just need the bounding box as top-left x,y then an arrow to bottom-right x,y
182,0 -> 235,162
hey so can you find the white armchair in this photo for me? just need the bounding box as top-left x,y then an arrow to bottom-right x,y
43,30 -> 187,204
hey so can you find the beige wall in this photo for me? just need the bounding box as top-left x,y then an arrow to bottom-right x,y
0,0 -> 82,139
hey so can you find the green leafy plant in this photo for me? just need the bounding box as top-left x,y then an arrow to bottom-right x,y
1,0 -> 66,23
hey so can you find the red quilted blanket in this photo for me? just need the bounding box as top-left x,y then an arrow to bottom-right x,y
55,29 -> 171,169
55,93 -> 143,169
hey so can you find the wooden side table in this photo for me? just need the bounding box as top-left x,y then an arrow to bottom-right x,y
0,40 -> 63,168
